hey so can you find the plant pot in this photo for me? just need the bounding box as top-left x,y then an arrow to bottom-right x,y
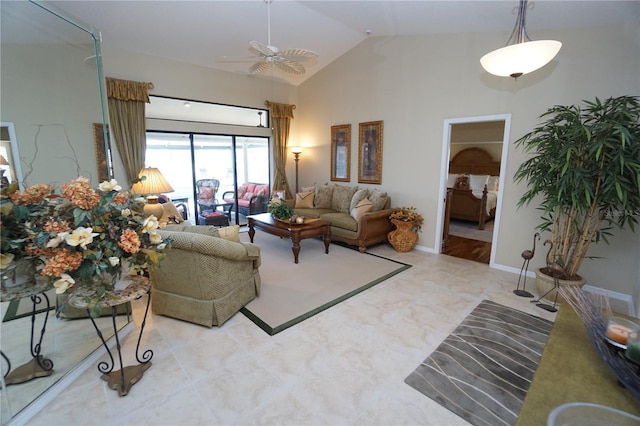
534,268 -> 586,303
388,219 -> 419,252
1,258 -> 38,289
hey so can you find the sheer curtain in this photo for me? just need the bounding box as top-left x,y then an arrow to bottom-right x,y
106,78 -> 154,185
266,101 -> 296,199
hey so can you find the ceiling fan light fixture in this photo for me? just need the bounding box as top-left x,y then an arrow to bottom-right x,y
481,0 -> 561,79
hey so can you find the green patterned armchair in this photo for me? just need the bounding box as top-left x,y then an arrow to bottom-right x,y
148,224 -> 260,327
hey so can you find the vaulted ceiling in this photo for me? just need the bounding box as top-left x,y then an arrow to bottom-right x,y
37,1 -> 640,85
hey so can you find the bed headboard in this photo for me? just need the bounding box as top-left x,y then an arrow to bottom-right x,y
449,147 -> 500,176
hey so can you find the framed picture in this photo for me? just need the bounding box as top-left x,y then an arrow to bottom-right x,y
330,124 -> 351,181
93,123 -> 113,182
358,120 -> 383,184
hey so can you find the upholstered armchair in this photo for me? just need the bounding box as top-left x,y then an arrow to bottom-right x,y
149,224 -> 261,327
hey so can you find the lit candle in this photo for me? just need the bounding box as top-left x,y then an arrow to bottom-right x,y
627,332 -> 640,363
607,323 -> 633,345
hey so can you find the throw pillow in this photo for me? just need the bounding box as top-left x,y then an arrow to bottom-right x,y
350,188 -> 369,211
295,191 -> 315,208
301,185 -> 316,194
217,225 -> 240,242
242,192 -> 255,201
237,185 -> 248,199
369,189 -> 389,211
198,187 -> 214,200
314,184 -> 334,209
350,198 -> 373,222
469,174 -> 490,191
331,184 -> 358,213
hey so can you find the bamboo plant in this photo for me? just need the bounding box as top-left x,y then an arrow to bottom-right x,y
514,95 -> 640,278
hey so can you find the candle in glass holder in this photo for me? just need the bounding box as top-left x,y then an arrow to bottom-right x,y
627,332 -> 640,363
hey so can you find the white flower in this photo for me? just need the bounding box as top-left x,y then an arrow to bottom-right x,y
108,257 -> 120,267
121,208 -> 131,217
46,232 -> 69,248
142,216 -> 160,233
98,179 -> 122,192
53,274 -> 75,294
157,243 -> 167,250
65,227 -> 99,249
148,232 -> 163,245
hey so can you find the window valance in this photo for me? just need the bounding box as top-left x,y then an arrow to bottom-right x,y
106,77 -> 154,103
265,101 -> 296,119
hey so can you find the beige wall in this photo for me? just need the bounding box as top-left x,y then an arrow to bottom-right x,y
294,24 -> 640,306
100,24 -> 639,310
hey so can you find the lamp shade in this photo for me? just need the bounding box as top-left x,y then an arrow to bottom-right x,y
0,155 -> 9,166
130,167 -> 174,196
480,40 -> 562,78
291,146 -> 303,154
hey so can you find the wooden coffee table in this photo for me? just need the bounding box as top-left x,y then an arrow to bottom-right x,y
247,213 -> 331,264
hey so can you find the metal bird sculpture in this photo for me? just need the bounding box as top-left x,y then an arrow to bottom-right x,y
531,239 -> 566,312
514,232 -> 540,297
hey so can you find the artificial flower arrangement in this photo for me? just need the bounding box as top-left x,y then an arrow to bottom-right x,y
389,206 -> 424,232
268,195 -> 294,220
0,176 -> 169,317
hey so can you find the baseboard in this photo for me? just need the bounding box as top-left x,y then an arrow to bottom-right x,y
583,285 -> 637,318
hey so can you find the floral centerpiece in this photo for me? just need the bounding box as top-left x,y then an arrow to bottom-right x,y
389,206 -> 424,232
0,177 -> 169,317
268,195 -> 294,220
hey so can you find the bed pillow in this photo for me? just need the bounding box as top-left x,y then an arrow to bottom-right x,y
447,173 -> 458,188
469,174 -> 489,191
487,176 -> 499,191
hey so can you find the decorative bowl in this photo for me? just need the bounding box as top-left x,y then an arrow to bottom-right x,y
547,402 -> 640,426
605,316 -> 640,346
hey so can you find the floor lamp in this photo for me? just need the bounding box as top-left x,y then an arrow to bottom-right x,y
291,146 -> 303,194
130,167 -> 174,218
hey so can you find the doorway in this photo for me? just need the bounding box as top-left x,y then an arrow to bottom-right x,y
436,115 -> 511,265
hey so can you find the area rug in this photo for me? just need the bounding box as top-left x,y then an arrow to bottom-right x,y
239,232 -> 410,335
449,219 -> 494,243
404,300 -> 553,426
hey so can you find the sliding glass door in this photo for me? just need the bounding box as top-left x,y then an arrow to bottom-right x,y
145,131 -> 269,225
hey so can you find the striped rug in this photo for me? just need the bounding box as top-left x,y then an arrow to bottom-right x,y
405,300 -> 553,426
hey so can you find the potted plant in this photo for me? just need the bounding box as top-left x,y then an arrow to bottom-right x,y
388,206 -> 424,252
514,95 -> 640,298
268,196 -> 293,221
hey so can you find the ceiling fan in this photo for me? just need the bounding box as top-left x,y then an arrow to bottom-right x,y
222,0 -> 318,76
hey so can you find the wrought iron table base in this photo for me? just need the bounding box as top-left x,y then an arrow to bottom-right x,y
88,288 -> 153,396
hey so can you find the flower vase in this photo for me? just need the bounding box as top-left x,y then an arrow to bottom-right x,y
388,219 -> 418,252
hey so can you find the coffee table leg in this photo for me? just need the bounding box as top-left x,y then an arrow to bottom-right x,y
248,219 -> 255,243
323,230 -> 331,254
291,233 -> 301,264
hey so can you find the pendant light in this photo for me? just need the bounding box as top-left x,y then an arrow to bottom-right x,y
480,0 -> 561,79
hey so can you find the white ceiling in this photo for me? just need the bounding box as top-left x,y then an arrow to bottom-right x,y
41,1 -> 640,85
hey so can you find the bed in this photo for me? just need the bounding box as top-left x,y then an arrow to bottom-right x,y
447,147 -> 500,230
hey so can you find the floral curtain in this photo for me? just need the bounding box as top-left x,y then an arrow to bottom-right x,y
106,78 -> 154,185
266,101 -> 296,199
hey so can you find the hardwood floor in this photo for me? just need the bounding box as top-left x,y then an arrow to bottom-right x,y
442,234 -> 491,264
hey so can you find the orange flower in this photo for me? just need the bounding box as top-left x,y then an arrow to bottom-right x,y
40,249 -> 83,278
113,192 -> 129,205
9,183 -> 53,205
60,177 -> 100,210
118,228 -> 141,254
43,220 -> 71,233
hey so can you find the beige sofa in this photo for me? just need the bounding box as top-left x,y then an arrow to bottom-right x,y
291,184 -> 393,253
148,224 -> 261,327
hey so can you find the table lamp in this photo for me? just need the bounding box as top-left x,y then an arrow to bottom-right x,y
130,167 -> 174,218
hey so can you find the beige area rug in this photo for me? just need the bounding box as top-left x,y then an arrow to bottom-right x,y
448,219 -> 494,243
239,232 -> 410,335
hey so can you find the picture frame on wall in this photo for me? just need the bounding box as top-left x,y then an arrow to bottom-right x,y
93,123 -> 113,182
358,120 -> 383,184
330,124 -> 351,182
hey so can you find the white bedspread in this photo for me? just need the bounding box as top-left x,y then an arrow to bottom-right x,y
471,190 -> 498,215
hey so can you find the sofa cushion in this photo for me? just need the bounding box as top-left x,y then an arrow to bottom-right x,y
369,189 -> 389,211
198,187 -> 214,200
295,191 -> 315,208
331,184 -> 358,213
245,183 -> 257,193
255,184 -> 269,197
161,224 -> 220,237
314,184 -> 333,209
350,188 -> 369,211
293,208 -> 332,219
320,212 -> 358,232
351,197 -> 373,222
237,185 -> 248,199
243,192 -> 255,201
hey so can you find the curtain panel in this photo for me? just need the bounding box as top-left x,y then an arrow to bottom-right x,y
106,78 -> 154,185
266,101 -> 296,200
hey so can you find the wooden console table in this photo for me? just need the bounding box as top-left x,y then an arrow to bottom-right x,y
516,305 -> 640,425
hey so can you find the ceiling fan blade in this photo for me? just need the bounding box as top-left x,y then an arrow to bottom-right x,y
249,40 -> 278,57
218,55 -> 261,63
279,49 -> 318,63
248,60 -> 271,75
275,60 -> 305,75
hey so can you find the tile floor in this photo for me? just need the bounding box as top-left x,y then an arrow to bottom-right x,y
21,244 -> 557,425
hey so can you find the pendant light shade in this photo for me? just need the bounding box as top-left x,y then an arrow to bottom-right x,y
481,0 -> 561,79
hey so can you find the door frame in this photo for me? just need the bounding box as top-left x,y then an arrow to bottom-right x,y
434,114 -> 511,266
